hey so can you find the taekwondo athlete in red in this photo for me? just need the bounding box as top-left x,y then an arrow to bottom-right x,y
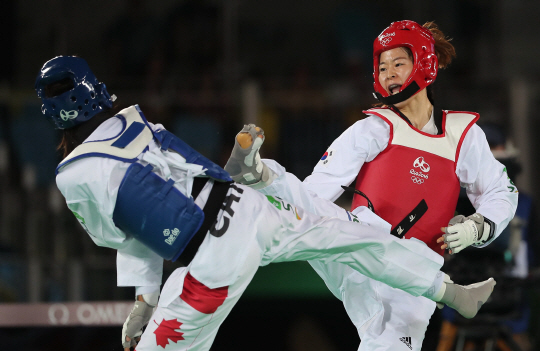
225,21 -> 516,351
36,56 -> 495,351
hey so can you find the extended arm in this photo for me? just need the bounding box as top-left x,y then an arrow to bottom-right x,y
59,169 -> 164,350
441,125 -> 518,253
303,117 -> 390,201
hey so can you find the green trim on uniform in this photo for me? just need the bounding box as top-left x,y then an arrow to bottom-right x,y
265,195 -> 282,210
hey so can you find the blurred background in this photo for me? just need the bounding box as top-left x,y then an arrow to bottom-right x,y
0,0 -> 539,350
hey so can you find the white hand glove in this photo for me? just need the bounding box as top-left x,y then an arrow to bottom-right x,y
443,213 -> 490,254
122,293 -> 159,349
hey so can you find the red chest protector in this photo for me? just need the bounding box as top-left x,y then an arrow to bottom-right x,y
351,108 -> 479,255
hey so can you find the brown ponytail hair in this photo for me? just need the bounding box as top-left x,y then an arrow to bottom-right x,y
423,21 -> 456,69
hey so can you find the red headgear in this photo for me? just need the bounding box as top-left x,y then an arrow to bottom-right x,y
373,20 -> 438,105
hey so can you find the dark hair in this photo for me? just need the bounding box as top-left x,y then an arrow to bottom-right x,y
57,103 -> 123,158
423,21 -> 456,69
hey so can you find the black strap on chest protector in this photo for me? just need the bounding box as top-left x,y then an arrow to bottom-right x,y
341,186 -> 375,213
175,178 -> 232,267
390,199 -> 428,239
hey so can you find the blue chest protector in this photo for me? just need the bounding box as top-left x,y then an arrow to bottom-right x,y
112,162 -> 205,261
58,105 -> 231,261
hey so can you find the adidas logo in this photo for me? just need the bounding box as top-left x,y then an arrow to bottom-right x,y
400,336 -> 412,350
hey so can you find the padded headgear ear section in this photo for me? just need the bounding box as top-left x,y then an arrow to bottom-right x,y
372,20 -> 438,105
420,53 -> 438,80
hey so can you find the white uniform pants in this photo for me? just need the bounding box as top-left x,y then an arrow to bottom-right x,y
135,183 -> 441,351
311,260 -> 436,351
258,160 -> 441,350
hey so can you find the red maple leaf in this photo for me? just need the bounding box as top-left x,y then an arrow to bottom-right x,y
153,318 -> 185,348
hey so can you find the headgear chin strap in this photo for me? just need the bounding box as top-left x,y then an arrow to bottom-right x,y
373,81 -> 421,105
373,20 -> 438,104
35,56 -> 114,129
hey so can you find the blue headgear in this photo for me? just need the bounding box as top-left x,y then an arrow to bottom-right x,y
35,56 -> 115,129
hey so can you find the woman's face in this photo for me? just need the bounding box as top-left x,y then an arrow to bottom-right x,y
378,47 -> 413,96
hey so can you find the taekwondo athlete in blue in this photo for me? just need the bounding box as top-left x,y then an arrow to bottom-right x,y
36,56 -> 495,351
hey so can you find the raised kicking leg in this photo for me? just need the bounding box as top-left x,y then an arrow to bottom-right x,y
225,124 -> 496,320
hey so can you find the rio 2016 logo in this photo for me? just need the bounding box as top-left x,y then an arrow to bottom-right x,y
410,156 -> 430,185
379,32 -> 396,46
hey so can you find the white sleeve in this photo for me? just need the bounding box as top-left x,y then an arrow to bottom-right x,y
59,166 -> 164,290
65,198 -> 128,249
456,124 -> 519,246
65,198 -> 164,289
117,240 -> 164,289
303,116 -> 390,201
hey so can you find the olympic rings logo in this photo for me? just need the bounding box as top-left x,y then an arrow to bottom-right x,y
379,32 -> 395,46
380,37 -> 393,46
411,176 -> 424,184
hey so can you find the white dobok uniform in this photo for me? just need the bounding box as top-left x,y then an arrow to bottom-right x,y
55,105 -> 446,351
255,110 -> 518,351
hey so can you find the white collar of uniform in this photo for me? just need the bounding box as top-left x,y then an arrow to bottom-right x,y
85,116 -> 125,142
421,109 -> 438,135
